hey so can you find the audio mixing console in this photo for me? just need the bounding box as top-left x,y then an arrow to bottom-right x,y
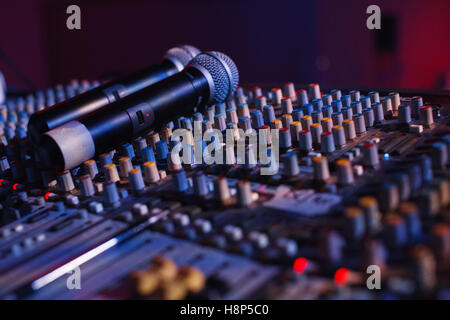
0,78 -> 449,300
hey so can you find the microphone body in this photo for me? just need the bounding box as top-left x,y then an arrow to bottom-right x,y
39,51 -> 239,171
28,45 -> 200,143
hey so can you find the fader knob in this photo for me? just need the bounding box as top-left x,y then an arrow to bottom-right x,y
143,161 -> 160,184
321,117 -> 333,132
281,97 -> 293,114
431,142 -> 448,170
381,97 -> 393,114
343,119 -> 356,141
119,157 -> 133,178
83,159 -> 98,179
332,100 -> 342,113
214,114 -> 226,131
104,163 -> 120,183
320,131 -> 335,154
79,174 -> 95,197
363,108 -> 374,127
173,170 -> 188,192
350,90 -> 360,101
297,89 -> 309,106
336,158 -> 354,185
281,114 -> 293,128
252,86 -> 263,99
330,89 -> 342,101
290,121 -> 302,145
281,152 -> 300,176
302,104 -> 313,116
341,106 -> 353,120
193,172 -> 209,196
103,180 -> 120,206
237,180 -> 253,207
331,112 -> 343,126
341,95 -> 351,107
213,176 -> 231,205
271,88 -> 283,105
311,110 -> 323,123
129,168 -> 145,192
156,140 -> 169,161
372,102 -> 384,122
250,110 -> 264,129
319,229 -> 344,264
353,113 -> 366,134
312,99 -> 323,111
308,83 -> 321,100
256,96 -> 267,110
322,105 -> 333,118
378,181 -> 400,212
399,202 -> 421,240
389,92 -> 401,111
344,207 -> 365,240
263,105 -> 276,124
279,128 -> 292,149
360,96 -> 371,109
57,170 -> 75,192
322,93 -> 332,106
301,115 -> 312,130
310,123 -> 322,145
411,96 -> 424,117
368,91 -> 380,103
432,223 -> 450,263
419,105 -> 434,127
384,214 -> 408,248
283,82 -> 296,101
312,156 -> 330,181
332,125 -> 346,149
141,146 -> 156,163
299,129 -> 313,152
292,109 -> 304,122
398,104 -> 411,124
358,196 -> 381,234
411,245 -> 437,293
227,107 -> 239,124
362,142 -> 379,167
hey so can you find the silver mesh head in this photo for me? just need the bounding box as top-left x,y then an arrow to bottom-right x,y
190,51 -> 239,104
164,45 -> 201,71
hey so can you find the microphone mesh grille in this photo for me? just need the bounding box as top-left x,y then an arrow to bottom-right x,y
190,51 -> 239,103
165,45 -> 201,68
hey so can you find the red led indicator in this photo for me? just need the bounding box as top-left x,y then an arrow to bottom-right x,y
12,183 -> 19,191
0,179 -> 4,186
334,268 -> 350,286
293,257 -> 308,274
146,113 -> 150,117
44,192 -> 52,200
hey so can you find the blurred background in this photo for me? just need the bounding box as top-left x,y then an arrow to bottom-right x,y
0,0 -> 449,93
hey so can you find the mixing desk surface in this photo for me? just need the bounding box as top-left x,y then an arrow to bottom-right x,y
0,79 -> 449,300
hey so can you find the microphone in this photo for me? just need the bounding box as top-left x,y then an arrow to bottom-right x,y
38,51 -> 239,171
0,72 -> 5,104
27,45 -> 201,143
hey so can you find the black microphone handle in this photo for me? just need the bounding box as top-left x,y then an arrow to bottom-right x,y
28,59 -> 178,143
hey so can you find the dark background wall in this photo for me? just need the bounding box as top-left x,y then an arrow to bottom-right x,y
0,0 -> 449,93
